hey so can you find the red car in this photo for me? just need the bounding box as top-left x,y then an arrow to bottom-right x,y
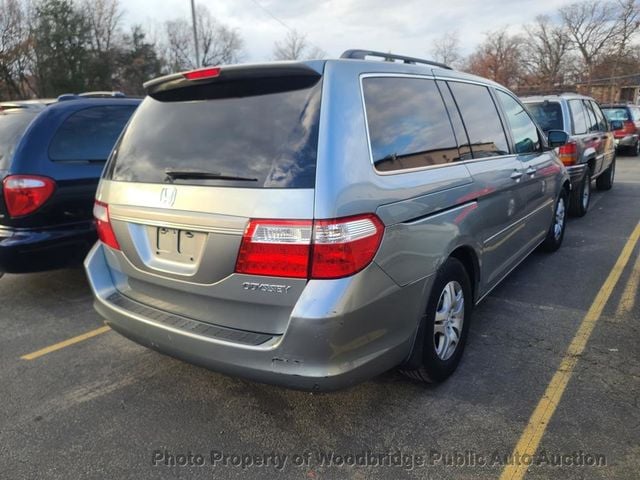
601,104 -> 640,156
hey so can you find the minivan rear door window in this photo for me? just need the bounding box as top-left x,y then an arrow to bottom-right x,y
105,77 -> 322,188
447,81 -> 509,158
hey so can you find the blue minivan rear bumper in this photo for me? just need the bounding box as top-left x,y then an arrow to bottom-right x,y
0,222 -> 96,273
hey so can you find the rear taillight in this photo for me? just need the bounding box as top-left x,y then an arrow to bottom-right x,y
93,201 -> 120,250
235,214 -> 385,279
558,141 -> 578,166
2,175 -> 56,217
624,120 -> 636,134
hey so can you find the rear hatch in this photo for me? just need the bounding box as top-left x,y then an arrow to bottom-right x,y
100,63 -> 323,335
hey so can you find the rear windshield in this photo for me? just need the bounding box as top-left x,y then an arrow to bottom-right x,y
602,108 -> 630,122
525,102 -> 564,132
49,106 -> 137,162
106,78 -> 322,188
0,111 -> 37,169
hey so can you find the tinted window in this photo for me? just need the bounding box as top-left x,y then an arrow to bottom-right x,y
590,102 -> 608,131
436,80 -> 473,160
496,91 -> 540,154
568,100 -> 588,135
50,106 -> 136,162
448,82 -> 509,158
603,108 -> 630,121
0,111 -> 37,169
583,100 -> 598,132
363,77 -> 459,171
108,80 -> 321,188
526,101 -> 564,132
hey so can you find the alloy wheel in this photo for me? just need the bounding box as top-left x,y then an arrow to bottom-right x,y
433,280 -> 465,361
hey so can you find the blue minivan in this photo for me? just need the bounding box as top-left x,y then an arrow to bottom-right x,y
0,93 -> 139,274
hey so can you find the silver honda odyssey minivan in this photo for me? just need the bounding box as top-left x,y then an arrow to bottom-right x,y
85,50 -> 571,390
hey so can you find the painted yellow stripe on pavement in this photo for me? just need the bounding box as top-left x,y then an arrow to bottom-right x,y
499,221 -> 640,480
21,325 -> 111,361
615,252 -> 640,318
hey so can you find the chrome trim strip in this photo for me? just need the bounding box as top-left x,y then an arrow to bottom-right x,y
110,214 -> 244,235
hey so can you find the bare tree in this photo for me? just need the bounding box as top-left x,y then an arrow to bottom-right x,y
0,0 -> 36,98
431,31 -> 461,67
196,4 -> 243,66
465,29 -> 524,88
523,15 -> 573,88
560,1 -> 620,83
164,4 -> 244,71
272,30 -> 325,61
83,0 -> 122,53
612,0 -> 640,55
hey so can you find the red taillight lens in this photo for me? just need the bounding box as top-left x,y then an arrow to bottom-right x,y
624,120 -> 636,133
183,67 -> 221,80
2,175 -> 56,217
558,141 -> 578,166
311,214 -> 385,279
93,201 -> 120,250
235,220 -> 312,278
234,214 -> 385,279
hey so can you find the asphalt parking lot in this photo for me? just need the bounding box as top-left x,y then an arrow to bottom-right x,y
1,156 -> 639,480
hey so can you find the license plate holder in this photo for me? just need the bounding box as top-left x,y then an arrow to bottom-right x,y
156,227 -> 204,263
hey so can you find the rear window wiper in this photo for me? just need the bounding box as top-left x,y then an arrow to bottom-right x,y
164,168 -> 258,182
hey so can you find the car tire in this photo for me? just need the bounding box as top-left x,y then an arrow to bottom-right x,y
596,157 -> 615,191
541,188 -> 568,253
630,141 -> 640,157
400,257 -> 472,384
569,171 -> 590,217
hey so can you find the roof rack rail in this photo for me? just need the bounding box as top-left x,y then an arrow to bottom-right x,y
340,49 -> 452,70
57,91 -> 126,101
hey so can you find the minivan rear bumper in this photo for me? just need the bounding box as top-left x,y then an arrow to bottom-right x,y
85,242 -> 428,391
0,222 -> 96,273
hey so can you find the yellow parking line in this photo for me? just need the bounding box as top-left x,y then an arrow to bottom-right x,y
499,221 -> 640,480
21,325 -> 111,361
615,252 -> 640,318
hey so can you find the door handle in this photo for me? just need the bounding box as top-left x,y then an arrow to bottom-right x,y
526,166 -> 537,175
510,170 -> 523,180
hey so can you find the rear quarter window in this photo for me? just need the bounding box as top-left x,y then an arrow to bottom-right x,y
447,81 -> 509,158
568,100 -> 588,135
49,106 -> 137,162
0,111 -> 37,170
362,77 -> 460,172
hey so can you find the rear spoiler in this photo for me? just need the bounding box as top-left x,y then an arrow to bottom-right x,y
144,63 -> 324,100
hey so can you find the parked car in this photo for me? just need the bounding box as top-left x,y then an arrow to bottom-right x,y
522,94 -> 616,217
601,103 -> 640,156
85,50 -> 570,390
0,93 -> 140,275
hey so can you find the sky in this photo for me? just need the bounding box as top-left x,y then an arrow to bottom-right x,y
122,0 -> 581,62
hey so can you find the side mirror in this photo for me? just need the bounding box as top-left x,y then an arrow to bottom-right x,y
547,130 -> 569,148
609,120 -> 624,131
